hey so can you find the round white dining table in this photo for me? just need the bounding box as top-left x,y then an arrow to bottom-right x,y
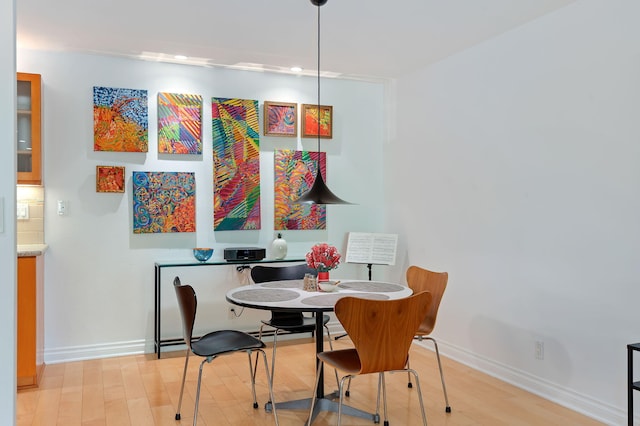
226,279 -> 412,422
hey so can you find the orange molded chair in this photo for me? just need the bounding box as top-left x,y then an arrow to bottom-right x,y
406,265 -> 451,413
173,277 -> 278,426
307,292 -> 432,426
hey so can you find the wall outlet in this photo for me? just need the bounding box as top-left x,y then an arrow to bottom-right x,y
57,200 -> 67,216
535,340 -> 544,360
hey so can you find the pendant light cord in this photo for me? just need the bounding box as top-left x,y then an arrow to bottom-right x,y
316,2 -> 322,167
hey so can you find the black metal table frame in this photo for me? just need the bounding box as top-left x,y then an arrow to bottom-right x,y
153,258 -> 304,359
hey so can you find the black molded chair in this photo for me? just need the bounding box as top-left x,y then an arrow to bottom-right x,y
250,264 -> 338,386
173,277 -> 278,426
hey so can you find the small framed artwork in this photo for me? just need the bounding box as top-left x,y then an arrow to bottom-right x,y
96,166 -> 125,193
302,104 -> 333,139
264,101 -> 297,137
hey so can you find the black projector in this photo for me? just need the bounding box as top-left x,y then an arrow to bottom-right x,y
224,247 -> 266,261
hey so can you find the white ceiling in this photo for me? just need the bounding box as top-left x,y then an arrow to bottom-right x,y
16,0 -> 575,80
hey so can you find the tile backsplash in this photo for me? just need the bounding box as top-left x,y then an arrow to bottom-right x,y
17,185 -> 44,245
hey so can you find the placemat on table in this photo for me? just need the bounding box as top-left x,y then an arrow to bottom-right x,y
301,292 -> 389,307
261,280 -> 304,289
338,281 -> 405,292
231,288 -> 299,303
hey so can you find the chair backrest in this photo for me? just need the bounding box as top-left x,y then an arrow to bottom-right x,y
406,265 -> 448,336
335,292 -> 432,375
251,264 -> 317,323
173,277 -> 196,348
250,264 -> 317,283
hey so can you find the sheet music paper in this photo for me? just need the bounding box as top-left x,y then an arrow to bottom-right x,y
345,232 -> 398,266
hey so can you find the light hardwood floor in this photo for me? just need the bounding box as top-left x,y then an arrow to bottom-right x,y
17,338 -> 604,425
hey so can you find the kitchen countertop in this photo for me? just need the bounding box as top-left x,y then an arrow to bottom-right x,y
17,244 -> 48,257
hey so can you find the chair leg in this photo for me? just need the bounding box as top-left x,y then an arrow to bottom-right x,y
407,368 -> 428,425
380,372 -> 389,426
409,337 -> 451,413
193,357 -> 210,426
252,324 -> 268,382
324,324 -> 334,350
307,361 -> 324,426
426,337 -> 451,413
375,373 -> 382,420
324,324 -> 340,390
246,351 -> 259,409
175,350 -> 190,420
270,329 -> 282,384
337,375 -> 349,426
257,349 -> 279,426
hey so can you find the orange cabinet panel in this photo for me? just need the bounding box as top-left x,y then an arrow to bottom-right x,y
17,72 -> 42,185
17,256 -> 44,388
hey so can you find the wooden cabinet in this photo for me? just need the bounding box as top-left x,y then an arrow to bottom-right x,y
17,256 -> 44,389
17,72 -> 42,185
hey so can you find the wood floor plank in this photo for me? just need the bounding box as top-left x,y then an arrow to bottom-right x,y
81,383 -> 105,424
104,398 -> 131,426
56,385 -> 82,426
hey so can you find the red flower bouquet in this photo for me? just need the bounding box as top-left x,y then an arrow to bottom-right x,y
306,243 -> 341,272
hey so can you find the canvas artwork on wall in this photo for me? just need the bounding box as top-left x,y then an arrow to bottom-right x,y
132,171 -> 195,234
96,166 -> 125,193
157,92 -> 203,154
274,149 -> 327,230
211,97 -> 261,231
93,86 -> 148,152
302,104 -> 332,138
264,101 -> 297,137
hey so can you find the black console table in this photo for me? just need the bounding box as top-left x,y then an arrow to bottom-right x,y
629,343 -> 640,425
154,257 -> 304,358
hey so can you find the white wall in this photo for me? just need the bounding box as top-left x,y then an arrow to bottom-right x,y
388,1 -> 640,424
0,0 -> 17,423
15,49 -> 387,361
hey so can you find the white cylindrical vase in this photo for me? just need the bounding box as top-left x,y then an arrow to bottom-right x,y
272,233 -> 287,260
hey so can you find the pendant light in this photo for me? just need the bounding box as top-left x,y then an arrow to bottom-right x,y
295,0 -> 351,205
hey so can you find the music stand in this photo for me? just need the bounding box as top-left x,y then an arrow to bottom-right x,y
345,232 -> 398,280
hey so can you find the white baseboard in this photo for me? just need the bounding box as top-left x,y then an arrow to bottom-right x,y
416,339 -> 623,426
44,340 -> 147,364
43,331 -> 315,365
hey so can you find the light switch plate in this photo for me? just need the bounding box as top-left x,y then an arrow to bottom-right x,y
17,203 -> 29,220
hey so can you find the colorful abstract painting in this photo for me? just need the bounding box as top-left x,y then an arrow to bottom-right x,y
132,171 -> 195,234
158,92 -> 203,154
274,150 -> 327,230
302,104 -> 332,138
264,101 -> 297,137
96,166 -> 125,193
211,97 -> 261,231
94,86 -> 148,152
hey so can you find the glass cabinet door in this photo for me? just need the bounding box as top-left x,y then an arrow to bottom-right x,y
17,73 -> 41,185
